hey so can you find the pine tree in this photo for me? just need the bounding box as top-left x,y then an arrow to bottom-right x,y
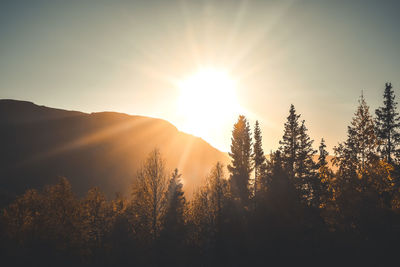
207,162 -> 229,231
317,138 -> 329,168
228,115 -> 253,206
160,168 -> 186,265
296,120 -> 318,205
252,120 -> 267,202
375,82 -> 400,164
164,168 -> 186,232
296,120 -> 317,179
334,93 -> 378,184
333,94 -> 394,233
315,138 -> 333,208
279,104 -> 300,179
279,105 -> 318,205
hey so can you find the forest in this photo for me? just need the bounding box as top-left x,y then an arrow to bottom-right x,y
1,83 -> 400,266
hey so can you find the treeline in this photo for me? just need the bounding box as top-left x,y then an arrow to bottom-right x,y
2,83 -> 400,266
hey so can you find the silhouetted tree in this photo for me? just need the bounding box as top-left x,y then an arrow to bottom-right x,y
279,105 -> 318,204
163,169 -> 185,241
2,178 -> 83,266
279,104 -> 300,179
296,120 -> 318,204
333,93 -> 394,235
207,162 -> 229,232
334,93 -> 378,186
375,82 -> 400,164
131,149 -> 168,242
41,178 -> 81,250
186,162 -> 231,264
297,121 -> 317,178
80,187 -> 110,254
315,138 -> 333,208
164,169 -> 185,232
228,115 -> 253,206
252,120 -> 267,204
317,138 -> 329,168
187,184 -> 214,259
2,188 -> 44,245
159,168 -> 186,266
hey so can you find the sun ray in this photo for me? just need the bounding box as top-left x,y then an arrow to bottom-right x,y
16,116 -> 168,168
225,0 -> 297,74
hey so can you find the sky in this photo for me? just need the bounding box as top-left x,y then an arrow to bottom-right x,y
1,0 -> 400,153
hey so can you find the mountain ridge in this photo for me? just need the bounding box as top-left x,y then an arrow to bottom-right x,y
0,99 -> 230,205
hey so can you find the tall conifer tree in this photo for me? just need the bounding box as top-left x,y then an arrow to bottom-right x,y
375,82 -> 400,164
164,168 -> 186,232
334,93 -> 378,187
228,115 -> 253,206
315,138 -> 333,208
296,120 -> 318,204
334,94 -> 378,177
161,168 -> 186,263
207,162 -> 229,233
252,120 -> 267,200
296,120 -> 317,179
317,138 -> 329,168
279,105 -> 318,204
279,104 -> 300,179
334,94 -> 393,233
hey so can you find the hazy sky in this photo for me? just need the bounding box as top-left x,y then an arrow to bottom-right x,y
1,0 -> 400,153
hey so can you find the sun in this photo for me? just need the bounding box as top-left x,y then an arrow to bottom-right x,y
177,67 -> 242,148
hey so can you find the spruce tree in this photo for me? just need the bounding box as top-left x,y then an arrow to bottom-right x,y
207,162 -> 229,233
315,138 -> 333,208
161,168 -> 186,263
334,94 -> 394,233
317,138 -> 329,168
228,115 -> 253,206
296,120 -> 318,204
296,120 -> 317,179
334,93 -> 378,188
279,104 -> 300,179
164,168 -> 186,231
252,120 -> 267,201
279,105 -> 318,204
375,82 -> 400,164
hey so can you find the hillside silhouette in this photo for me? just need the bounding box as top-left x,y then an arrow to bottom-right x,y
0,99 -> 229,204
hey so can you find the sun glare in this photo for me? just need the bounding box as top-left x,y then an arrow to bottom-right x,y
177,68 -> 242,147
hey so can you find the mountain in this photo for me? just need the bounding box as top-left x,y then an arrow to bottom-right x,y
0,99 -> 230,205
